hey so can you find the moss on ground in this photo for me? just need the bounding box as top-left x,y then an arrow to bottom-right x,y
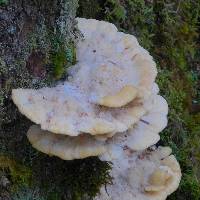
78,0 -> 200,199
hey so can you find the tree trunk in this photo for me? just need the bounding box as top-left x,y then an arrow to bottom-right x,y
0,0 -> 78,128
0,1 -> 78,197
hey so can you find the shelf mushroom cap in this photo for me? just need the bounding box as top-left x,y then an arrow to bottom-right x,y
12,82 -> 147,136
26,91 -> 168,160
95,146 -> 181,200
27,125 -> 107,160
12,18 -> 158,136
95,86 -> 168,149
12,82 -> 167,139
72,18 -> 157,107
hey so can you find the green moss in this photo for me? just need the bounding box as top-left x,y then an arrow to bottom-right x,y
0,0 -> 8,6
78,0 -> 104,19
0,136 -> 112,200
104,0 -> 126,21
0,155 -> 32,190
157,68 -> 187,113
51,48 -> 67,79
0,121 -> 112,200
30,155 -> 112,200
51,42 -> 76,80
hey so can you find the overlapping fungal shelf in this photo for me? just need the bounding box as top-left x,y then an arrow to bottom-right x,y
12,18 -> 181,200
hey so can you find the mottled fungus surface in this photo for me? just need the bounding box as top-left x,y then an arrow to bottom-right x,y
12,83 -> 146,136
27,125 -> 107,160
95,146 -> 181,200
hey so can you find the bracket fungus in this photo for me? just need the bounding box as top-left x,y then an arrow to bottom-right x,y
12,18 -> 181,200
95,146 -> 181,200
27,125 -> 107,160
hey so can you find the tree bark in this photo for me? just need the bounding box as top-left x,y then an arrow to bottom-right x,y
0,0 -> 78,127
0,1 -> 79,197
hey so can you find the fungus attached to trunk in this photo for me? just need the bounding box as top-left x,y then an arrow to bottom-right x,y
27,125 -> 107,160
12,83 -> 147,136
11,18 -> 181,200
96,146 -> 181,200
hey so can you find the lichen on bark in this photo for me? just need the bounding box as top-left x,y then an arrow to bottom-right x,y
0,0 -> 78,126
0,0 -> 79,196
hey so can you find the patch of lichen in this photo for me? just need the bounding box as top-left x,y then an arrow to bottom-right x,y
78,0 -> 200,199
11,187 -> 45,200
0,0 -> 79,125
